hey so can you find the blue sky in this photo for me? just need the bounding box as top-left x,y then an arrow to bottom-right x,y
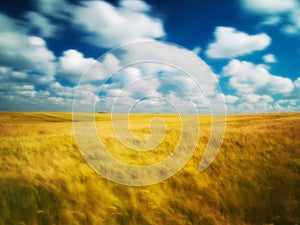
0,0 -> 299,113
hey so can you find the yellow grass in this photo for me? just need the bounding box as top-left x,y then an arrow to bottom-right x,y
0,112 -> 299,225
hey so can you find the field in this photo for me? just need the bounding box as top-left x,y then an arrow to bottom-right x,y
0,112 -> 299,225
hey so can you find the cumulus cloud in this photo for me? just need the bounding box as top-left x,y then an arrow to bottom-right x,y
23,11 -> 58,38
192,46 -> 202,55
0,13 -> 56,85
120,0 -> 151,12
237,100 -> 273,112
118,67 -> 143,85
55,41 -> 219,113
274,99 -> 300,112
0,81 -> 73,111
75,40 -> 224,113
241,0 -> 300,35
72,0 -> 165,48
1,67 -> 51,85
282,8 -> 300,35
222,59 -> 294,95
0,14 -> 55,70
224,93 -> 276,113
98,64 -> 195,113
0,78 -> 105,111
225,95 -> 239,104
0,68 -> 57,111
122,41 -> 220,95
205,27 -> 271,58
241,0 -> 298,14
242,93 -> 273,103
57,50 -> 93,83
259,16 -> 282,26
263,54 -> 277,63
32,0 -> 165,47
34,0 -> 70,19
289,78 -> 300,100
57,49 -> 120,83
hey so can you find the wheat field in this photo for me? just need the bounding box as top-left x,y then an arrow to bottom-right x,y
0,112 -> 299,225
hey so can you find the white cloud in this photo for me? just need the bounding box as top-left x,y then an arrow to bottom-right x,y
76,41 -> 224,113
192,46 -> 202,55
282,8 -> 300,35
23,11 -> 58,38
0,13 -> 56,85
205,27 -> 271,59
225,95 -> 239,104
100,65 -> 162,102
27,36 -> 55,65
0,80 -> 88,111
0,14 -> 55,70
115,76 -> 161,100
241,0 -> 298,14
242,93 -> 273,103
277,99 -> 298,105
289,77 -> 300,100
274,99 -> 300,112
122,41 -> 219,97
10,71 -> 28,80
282,25 -> 298,35
224,93 -> 275,113
32,0 -> 165,47
34,0 -> 70,19
57,50 -> 96,83
237,102 -> 273,112
71,0 -> 165,48
8,68 -> 57,87
52,82 -> 98,104
260,16 -> 281,26
224,92 -> 285,113
0,73 -> 58,111
120,0 -> 151,12
57,49 -> 120,83
241,0 -> 300,35
263,54 -> 277,63
112,66 -> 143,86
222,59 -> 294,95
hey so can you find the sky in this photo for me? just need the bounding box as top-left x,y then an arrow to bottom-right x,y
0,0 -> 299,113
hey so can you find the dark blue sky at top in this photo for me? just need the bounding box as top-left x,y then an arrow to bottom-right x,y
23,1 -> 240,52
1,0 -> 299,78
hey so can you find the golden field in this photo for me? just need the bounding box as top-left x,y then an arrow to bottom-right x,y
0,112 -> 299,225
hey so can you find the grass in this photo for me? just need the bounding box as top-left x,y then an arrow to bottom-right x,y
0,112 -> 299,225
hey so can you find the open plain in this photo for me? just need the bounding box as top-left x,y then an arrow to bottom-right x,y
0,112 -> 299,225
